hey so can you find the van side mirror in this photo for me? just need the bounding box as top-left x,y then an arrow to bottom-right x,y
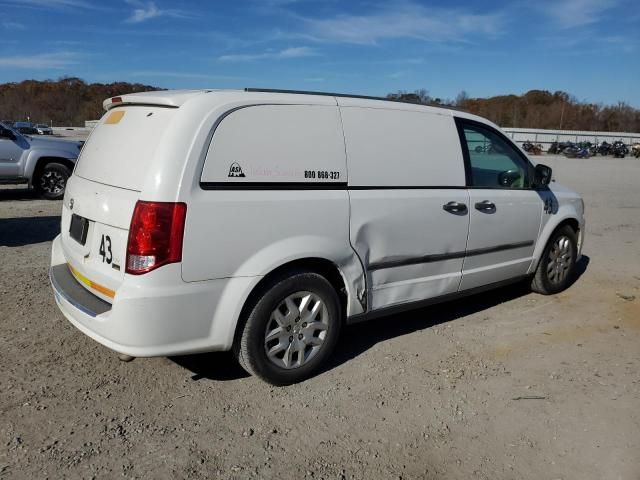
534,164 -> 552,188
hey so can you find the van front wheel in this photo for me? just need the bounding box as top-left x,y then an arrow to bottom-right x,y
235,272 -> 342,385
531,225 -> 578,295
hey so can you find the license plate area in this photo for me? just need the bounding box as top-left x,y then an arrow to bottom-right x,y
69,214 -> 89,246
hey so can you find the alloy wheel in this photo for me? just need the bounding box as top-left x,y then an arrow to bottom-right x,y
264,291 -> 329,369
547,235 -> 573,285
40,170 -> 66,195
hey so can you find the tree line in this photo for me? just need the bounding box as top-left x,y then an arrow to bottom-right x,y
1,78 -> 638,132
0,77 -> 160,126
387,89 -> 640,133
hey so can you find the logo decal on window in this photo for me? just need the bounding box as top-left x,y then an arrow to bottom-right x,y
228,162 -> 245,178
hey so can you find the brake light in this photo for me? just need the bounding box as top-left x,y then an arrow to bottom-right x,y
126,201 -> 187,275
111,96 -> 122,104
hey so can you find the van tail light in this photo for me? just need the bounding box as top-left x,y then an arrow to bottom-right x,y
126,201 -> 187,275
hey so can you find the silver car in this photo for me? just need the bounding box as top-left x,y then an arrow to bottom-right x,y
0,122 -> 82,199
35,124 -> 54,135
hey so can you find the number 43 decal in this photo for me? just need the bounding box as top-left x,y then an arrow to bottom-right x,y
99,234 -> 112,264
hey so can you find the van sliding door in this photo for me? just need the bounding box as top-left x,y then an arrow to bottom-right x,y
339,102 -> 470,310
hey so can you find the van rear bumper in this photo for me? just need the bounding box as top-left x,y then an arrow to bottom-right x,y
50,264 -> 112,317
50,234 -> 258,357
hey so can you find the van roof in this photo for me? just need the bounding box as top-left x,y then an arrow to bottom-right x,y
104,88 -> 458,113
103,87 -> 492,127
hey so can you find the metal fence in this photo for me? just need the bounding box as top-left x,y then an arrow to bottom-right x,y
502,127 -> 640,148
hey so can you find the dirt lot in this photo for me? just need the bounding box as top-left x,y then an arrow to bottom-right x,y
1,156 -> 639,480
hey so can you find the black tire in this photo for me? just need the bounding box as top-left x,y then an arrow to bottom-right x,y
531,225 -> 578,295
35,162 -> 70,200
234,270 -> 342,385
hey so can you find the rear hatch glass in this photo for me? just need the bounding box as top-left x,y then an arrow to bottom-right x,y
74,106 -> 176,191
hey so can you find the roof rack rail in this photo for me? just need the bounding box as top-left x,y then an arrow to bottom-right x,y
243,87 -> 460,111
244,87 -> 392,102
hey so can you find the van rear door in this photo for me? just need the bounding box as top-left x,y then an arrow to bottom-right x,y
59,105 -> 178,301
74,105 -> 177,191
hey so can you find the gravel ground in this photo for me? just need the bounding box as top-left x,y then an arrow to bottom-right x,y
1,156 -> 639,479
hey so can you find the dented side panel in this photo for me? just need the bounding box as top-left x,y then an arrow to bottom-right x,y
349,189 -> 470,310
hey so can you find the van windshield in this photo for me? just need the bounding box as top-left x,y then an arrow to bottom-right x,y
74,106 -> 176,191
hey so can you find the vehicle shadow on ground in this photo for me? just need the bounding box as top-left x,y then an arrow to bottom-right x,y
171,352 -> 252,381
0,216 -> 60,247
0,187 -> 39,201
326,255 -> 590,375
173,256 -> 590,383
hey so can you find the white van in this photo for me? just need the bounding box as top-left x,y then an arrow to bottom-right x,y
50,88 -> 585,384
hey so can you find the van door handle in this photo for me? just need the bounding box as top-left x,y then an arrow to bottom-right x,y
442,201 -> 468,214
475,200 -> 496,212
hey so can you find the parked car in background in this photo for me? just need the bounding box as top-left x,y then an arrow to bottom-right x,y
36,124 -> 54,135
0,121 -> 83,199
631,143 -> 640,158
15,126 -> 40,135
13,121 -> 39,135
49,89 -> 585,385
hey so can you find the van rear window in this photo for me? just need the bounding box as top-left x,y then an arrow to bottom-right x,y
74,106 -> 176,191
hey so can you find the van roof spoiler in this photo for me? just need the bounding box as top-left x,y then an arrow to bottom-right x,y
103,90 -> 212,111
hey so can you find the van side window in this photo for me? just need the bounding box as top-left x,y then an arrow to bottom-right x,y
461,123 -> 531,189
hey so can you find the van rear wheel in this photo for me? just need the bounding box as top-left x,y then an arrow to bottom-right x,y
234,271 -> 342,385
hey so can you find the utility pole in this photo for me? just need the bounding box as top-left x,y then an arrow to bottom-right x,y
559,101 -> 565,130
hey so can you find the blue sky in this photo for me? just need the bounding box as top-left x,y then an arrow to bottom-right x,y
0,0 -> 638,106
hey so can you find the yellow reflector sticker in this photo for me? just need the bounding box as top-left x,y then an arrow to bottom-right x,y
68,263 -> 115,298
105,110 -> 125,125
